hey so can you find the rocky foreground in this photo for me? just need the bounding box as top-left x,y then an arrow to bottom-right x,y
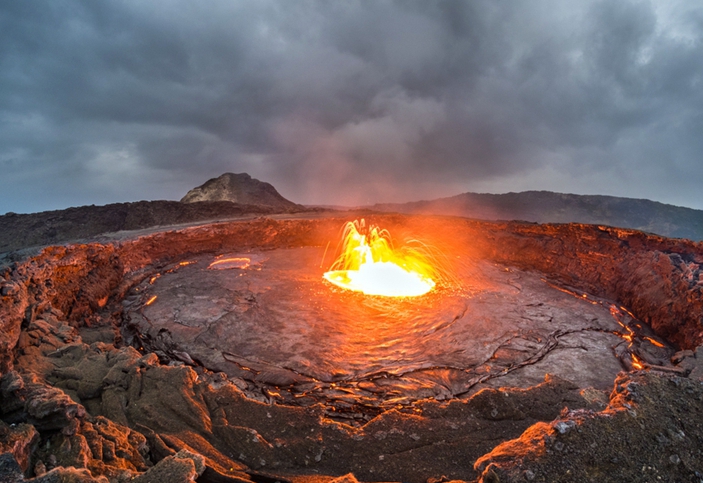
1,214 -> 703,482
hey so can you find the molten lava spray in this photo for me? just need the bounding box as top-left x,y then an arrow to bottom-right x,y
323,220 -> 436,297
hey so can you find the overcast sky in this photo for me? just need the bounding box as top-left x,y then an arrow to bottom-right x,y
1,0 -> 702,213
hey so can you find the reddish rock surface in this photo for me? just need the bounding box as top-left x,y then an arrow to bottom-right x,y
474,372 -> 703,482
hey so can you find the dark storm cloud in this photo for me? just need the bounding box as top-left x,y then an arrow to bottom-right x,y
1,0 -> 702,212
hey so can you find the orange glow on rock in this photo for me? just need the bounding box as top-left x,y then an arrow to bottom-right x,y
323,220 -> 436,297
208,257 -> 251,270
644,336 -> 665,348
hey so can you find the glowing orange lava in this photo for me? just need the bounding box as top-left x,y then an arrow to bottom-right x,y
208,257 -> 251,270
323,220 -> 436,297
644,336 -> 665,348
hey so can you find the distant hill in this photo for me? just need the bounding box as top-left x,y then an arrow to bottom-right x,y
181,172 -> 300,210
371,191 -> 703,241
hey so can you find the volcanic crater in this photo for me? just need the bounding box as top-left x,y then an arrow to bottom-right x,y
2,212 -> 703,483
125,227 -> 671,417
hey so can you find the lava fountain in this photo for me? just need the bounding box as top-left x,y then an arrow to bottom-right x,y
323,219 -> 436,297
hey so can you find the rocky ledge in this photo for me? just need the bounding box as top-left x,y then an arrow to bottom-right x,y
0,214 -> 702,482
0,199 -> 313,254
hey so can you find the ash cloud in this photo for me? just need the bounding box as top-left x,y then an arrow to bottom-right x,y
1,0 -> 702,212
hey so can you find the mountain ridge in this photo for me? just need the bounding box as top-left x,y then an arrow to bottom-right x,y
370,190 -> 703,241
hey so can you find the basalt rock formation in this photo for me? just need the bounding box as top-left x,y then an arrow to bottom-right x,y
1,214 -> 703,482
181,173 -> 301,211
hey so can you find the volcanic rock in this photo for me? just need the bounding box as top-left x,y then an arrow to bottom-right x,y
29,466 -> 108,482
0,421 -> 39,472
181,173 -> 300,210
130,450 -> 204,483
474,372 -> 703,482
1,214 -> 703,482
0,453 -> 24,483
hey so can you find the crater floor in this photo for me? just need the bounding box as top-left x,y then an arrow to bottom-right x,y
126,246 -> 673,418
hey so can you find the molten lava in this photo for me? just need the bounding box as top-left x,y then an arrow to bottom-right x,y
323,220 -> 436,297
208,257 -> 251,270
